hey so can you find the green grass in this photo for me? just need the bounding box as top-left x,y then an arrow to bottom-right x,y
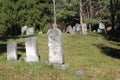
0,33 -> 120,80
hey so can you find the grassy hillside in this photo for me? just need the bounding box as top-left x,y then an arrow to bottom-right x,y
0,33 -> 120,80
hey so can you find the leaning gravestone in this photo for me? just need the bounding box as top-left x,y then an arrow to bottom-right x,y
66,25 -> 75,34
21,25 -> 27,35
26,27 -> 34,35
7,42 -> 17,61
47,28 -> 64,64
25,37 -> 39,64
81,23 -> 87,35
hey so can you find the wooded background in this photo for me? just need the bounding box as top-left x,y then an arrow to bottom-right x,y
0,0 -> 120,36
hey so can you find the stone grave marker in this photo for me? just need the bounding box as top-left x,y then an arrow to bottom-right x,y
7,42 -> 17,61
81,23 -> 87,35
97,22 -> 107,34
21,25 -> 27,35
75,23 -> 80,32
25,37 -> 39,64
47,28 -> 64,64
66,25 -> 75,34
26,27 -> 34,35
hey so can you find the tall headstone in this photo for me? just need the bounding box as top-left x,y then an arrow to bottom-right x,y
26,27 -> 34,35
81,23 -> 87,35
7,42 -> 17,61
25,37 -> 39,63
66,25 -> 75,34
47,28 -> 64,64
21,26 -> 27,35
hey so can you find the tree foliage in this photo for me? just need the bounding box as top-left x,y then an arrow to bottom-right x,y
1,0 -> 120,36
0,0 -> 52,36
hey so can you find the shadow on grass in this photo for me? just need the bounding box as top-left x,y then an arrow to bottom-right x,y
102,30 -> 120,42
0,34 -> 35,42
94,44 -> 120,59
0,44 -> 7,55
17,42 -> 26,53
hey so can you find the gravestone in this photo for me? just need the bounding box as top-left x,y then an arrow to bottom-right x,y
73,26 -> 76,32
47,28 -> 64,64
66,25 -> 75,34
81,23 -> 87,35
97,22 -> 107,34
21,26 -> 27,35
26,27 -> 34,35
75,23 -> 80,32
99,22 -> 105,29
7,42 -> 17,61
25,37 -> 39,64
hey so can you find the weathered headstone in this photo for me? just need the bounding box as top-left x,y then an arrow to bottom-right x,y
47,28 -> 64,64
25,37 -> 39,64
75,23 -> 80,32
26,27 -> 34,35
7,42 -> 17,61
66,25 -> 75,34
81,23 -> 87,35
21,26 -> 27,35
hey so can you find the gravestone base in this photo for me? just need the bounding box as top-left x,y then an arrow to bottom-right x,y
44,60 -> 68,70
53,63 -> 68,70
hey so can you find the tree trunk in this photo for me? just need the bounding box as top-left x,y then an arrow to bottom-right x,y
79,0 -> 83,34
53,0 -> 57,28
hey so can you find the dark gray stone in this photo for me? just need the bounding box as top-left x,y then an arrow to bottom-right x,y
25,37 -> 40,63
7,42 -> 17,61
76,70 -> 84,76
